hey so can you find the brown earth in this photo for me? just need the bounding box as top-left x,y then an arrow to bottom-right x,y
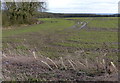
2,56 -> 119,81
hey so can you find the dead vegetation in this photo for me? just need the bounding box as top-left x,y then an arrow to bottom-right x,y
2,50 -> 118,81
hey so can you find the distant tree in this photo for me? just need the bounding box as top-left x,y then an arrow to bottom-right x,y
2,1 -> 46,27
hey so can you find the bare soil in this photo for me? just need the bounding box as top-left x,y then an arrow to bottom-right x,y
2,56 -> 118,81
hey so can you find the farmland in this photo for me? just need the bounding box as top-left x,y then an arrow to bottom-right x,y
2,17 -> 118,81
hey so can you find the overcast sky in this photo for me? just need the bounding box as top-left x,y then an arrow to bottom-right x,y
47,0 -> 119,14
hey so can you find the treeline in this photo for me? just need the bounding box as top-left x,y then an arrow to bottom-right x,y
37,12 -> 119,18
2,2 -> 46,27
2,1 -> 119,28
